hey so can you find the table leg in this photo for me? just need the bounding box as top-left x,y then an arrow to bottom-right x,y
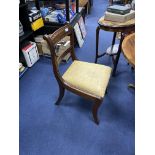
112,33 -> 124,76
95,26 -> 100,63
111,32 -> 117,48
111,32 -> 117,64
110,32 -> 117,57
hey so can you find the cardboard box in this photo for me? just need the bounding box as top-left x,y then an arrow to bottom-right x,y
34,35 -> 71,62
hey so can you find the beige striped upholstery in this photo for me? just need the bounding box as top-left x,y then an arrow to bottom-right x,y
62,60 -> 112,98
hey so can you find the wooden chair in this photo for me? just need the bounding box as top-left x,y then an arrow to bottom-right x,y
43,24 -> 112,125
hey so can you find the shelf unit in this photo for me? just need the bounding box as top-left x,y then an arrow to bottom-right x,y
25,0 -> 86,49
19,1 -> 34,78
34,0 -> 79,22
19,30 -> 33,43
19,3 -> 27,8
26,0 -> 85,33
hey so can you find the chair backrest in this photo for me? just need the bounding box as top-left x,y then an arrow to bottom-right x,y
43,24 -> 77,84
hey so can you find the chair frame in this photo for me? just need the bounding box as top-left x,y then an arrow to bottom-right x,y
44,24 -> 105,125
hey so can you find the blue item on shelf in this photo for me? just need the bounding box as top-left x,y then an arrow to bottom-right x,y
40,8 -> 49,17
62,7 -> 75,20
57,13 -> 66,23
69,8 -> 75,17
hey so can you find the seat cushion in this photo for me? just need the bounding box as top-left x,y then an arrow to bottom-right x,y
62,60 -> 112,98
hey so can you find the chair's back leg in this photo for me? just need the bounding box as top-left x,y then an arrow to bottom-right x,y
55,83 -> 65,105
92,100 -> 102,125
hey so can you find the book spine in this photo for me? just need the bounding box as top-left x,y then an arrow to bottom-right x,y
107,9 -> 130,15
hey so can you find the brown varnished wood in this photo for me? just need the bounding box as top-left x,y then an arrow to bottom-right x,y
92,100 -> 102,124
122,33 -> 135,67
43,24 -> 105,124
55,82 -> 65,105
44,25 -> 77,86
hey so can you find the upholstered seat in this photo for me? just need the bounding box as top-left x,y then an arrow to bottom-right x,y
63,60 -> 112,98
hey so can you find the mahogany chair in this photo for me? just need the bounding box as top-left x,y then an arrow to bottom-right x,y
43,24 -> 112,125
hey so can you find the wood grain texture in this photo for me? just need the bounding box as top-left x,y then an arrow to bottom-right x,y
122,33 -> 135,67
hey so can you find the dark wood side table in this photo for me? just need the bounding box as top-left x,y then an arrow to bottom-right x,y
95,16 -> 135,76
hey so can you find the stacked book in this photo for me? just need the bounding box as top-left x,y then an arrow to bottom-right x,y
104,5 -> 135,23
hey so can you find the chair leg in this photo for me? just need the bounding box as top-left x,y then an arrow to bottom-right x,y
105,88 -> 108,94
92,100 -> 102,125
55,84 -> 65,105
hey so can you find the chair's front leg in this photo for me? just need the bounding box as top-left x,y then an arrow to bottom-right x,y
92,100 -> 102,125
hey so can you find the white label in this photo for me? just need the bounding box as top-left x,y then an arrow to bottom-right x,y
65,28 -> 69,32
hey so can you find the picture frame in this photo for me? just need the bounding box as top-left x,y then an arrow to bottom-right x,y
78,16 -> 86,39
74,23 -> 84,48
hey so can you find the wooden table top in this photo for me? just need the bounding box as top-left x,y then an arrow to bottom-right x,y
122,33 -> 135,67
98,16 -> 135,32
